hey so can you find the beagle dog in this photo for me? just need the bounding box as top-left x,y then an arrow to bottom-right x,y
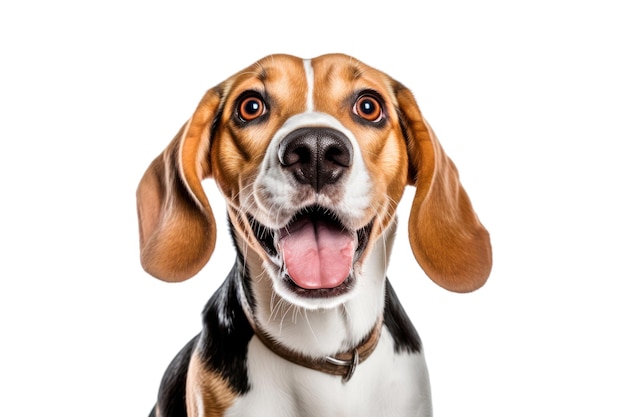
138,53 -> 492,417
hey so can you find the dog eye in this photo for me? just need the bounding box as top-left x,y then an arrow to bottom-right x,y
238,96 -> 266,122
353,95 -> 384,123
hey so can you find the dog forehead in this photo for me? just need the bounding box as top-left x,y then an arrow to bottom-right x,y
223,54 -> 395,111
311,53 -> 370,82
310,54 -> 396,105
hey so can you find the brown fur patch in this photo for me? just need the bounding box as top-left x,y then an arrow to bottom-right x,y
186,352 -> 238,417
211,54 -> 309,202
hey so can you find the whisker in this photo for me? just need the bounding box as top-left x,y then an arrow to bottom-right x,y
302,309 -> 320,346
279,303 -> 294,336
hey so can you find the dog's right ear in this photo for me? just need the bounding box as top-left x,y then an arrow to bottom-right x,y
136,88 -> 221,282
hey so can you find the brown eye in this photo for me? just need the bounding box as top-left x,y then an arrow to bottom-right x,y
238,96 -> 266,121
353,95 -> 383,122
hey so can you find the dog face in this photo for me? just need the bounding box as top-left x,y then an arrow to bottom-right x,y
137,54 -> 491,307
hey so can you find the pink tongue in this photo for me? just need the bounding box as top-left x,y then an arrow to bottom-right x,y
281,218 -> 355,289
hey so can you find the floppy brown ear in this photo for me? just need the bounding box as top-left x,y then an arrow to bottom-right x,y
136,89 -> 221,282
396,86 -> 492,293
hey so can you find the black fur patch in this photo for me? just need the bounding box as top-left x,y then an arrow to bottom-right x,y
197,260 -> 255,395
384,280 -> 422,354
152,257 -> 254,416
154,336 -> 197,417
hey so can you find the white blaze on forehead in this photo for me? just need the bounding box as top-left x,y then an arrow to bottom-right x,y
303,59 -> 315,112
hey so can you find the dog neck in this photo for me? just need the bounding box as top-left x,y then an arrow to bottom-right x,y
234,217 -> 398,359
245,305 -> 384,382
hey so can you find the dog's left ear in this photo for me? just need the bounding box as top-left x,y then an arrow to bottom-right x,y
396,85 -> 492,293
136,89 -> 221,282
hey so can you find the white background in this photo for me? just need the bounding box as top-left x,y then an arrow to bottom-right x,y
1,1 -> 624,416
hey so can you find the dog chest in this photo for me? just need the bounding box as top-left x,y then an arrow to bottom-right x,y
223,330 -> 433,417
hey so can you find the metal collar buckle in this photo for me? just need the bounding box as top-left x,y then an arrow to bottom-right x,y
326,349 -> 360,382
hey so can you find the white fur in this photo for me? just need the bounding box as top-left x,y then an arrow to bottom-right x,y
303,59 -> 314,112
225,329 -> 432,417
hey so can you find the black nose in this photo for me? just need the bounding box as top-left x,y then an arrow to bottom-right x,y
278,127 -> 353,191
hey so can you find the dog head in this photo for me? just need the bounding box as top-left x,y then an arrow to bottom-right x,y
137,54 -> 491,307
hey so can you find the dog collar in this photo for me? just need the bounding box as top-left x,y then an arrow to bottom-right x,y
253,316 -> 383,383
238,284 -> 383,382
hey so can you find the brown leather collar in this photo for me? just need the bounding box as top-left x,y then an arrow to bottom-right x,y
237,280 -> 384,382
251,316 -> 383,382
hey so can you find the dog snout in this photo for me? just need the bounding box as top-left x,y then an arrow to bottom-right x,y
278,127 -> 353,191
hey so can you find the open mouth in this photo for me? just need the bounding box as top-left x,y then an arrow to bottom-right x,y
248,205 -> 373,298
